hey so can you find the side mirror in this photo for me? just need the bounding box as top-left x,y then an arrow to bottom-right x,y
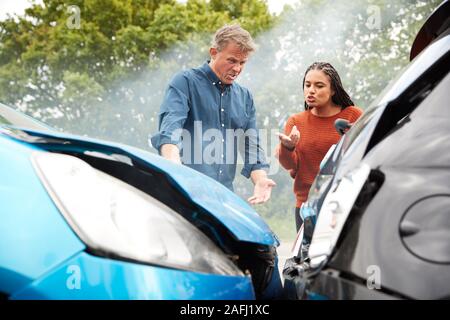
334,118 -> 351,135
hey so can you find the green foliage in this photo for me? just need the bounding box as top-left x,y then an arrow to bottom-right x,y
60,70 -> 104,123
0,0 -> 274,120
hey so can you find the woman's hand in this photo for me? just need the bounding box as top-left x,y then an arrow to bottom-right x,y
276,125 -> 300,150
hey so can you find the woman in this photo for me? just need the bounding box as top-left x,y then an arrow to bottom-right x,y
277,62 -> 363,232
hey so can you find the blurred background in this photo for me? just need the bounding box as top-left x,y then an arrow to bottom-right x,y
0,0 -> 441,241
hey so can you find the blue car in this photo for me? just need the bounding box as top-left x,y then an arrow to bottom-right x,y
0,103 -> 280,300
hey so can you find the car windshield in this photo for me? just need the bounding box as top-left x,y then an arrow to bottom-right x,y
0,103 -> 52,132
340,104 -> 383,154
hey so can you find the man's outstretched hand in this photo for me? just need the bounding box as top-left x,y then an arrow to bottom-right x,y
248,176 -> 276,205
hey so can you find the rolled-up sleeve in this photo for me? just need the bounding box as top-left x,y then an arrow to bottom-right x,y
150,72 -> 190,153
240,92 -> 269,178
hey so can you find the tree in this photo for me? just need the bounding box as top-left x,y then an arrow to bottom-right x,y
0,0 -> 274,126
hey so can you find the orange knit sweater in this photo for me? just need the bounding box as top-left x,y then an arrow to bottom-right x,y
278,106 -> 363,208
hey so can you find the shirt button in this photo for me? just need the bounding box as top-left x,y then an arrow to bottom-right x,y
221,93 -> 224,96
221,124 -> 224,127
221,109 -> 224,112
221,155 -> 224,158
219,170 -> 222,173
222,139 -> 225,142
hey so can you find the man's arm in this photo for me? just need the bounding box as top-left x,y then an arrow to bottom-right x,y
240,91 -> 270,178
250,169 -> 269,184
150,72 -> 189,158
239,91 -> 275,205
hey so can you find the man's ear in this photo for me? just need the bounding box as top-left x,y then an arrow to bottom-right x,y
209,47 -> 218,60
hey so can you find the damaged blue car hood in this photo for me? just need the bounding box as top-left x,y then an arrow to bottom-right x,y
1,126 -> 279,247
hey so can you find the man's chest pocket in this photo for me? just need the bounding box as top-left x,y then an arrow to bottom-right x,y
229,107 -> 249,129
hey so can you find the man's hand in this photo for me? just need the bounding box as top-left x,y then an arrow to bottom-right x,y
248,170 -> 276,205
160,144 -> 182,164
276,125 -> 300,150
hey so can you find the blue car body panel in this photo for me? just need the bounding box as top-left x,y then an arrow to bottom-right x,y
11,252 -> 255,300
2,127 -> 278,246
1,123 -> 274,299
0,135 -> 86,295
120,144 -> 278,246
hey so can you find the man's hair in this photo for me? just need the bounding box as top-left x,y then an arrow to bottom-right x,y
212,24 -> 256,53
302,62 -> 354,110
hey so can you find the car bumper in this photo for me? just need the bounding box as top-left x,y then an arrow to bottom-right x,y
283,258 -> 396,300
10,252 -> 255,300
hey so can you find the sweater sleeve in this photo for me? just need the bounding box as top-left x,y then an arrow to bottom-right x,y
278,116 -> 299,170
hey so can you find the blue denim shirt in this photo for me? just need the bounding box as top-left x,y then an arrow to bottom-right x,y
150,62 -> 269,190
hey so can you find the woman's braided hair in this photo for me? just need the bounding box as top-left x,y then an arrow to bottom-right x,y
302,62 -> 354,110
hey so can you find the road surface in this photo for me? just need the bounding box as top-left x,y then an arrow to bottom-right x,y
276,240 -> 293,284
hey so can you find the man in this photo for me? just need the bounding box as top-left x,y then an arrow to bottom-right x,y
150,24 -> 275,204
150,24 -> 282,299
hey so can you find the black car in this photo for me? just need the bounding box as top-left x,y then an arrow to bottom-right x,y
283,0 -> 450,300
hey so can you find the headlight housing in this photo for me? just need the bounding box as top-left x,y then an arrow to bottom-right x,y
31,151 -> 242,276
308,163 -> 371,268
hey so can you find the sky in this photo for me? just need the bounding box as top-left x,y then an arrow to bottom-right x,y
0,0 -> 300,20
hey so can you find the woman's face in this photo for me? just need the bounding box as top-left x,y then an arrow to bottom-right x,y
303,69 -> 335,109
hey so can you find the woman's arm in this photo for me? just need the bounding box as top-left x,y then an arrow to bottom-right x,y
277,117 -> 299,170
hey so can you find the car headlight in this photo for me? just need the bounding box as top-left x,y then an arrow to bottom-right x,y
304,174 -> 334,213
31,151 -> 242,276
308,163 -> 371,269
302,141 -> 340,223
299,174 -> 334,236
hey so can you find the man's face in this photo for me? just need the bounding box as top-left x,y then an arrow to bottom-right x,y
209,41 -> 249,85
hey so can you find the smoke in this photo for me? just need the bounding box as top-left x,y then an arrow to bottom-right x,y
43,0 -> 438,239
59,3 -> 351,143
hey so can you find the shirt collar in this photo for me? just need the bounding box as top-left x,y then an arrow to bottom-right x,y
200,61 -> 232,90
